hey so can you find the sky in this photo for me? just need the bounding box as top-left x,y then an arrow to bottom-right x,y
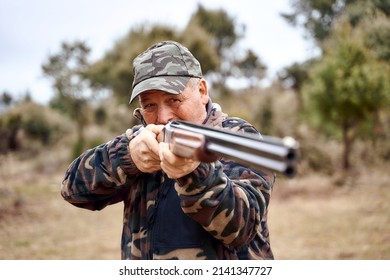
0,0 -> 319,104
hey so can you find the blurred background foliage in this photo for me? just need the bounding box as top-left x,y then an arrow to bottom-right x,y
1,1 -> 389,175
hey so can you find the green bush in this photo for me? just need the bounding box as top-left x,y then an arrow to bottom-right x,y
0,101 -> 73,153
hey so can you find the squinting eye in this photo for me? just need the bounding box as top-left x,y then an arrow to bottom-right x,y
142,104 -> 156,111
168,98 -> 180,104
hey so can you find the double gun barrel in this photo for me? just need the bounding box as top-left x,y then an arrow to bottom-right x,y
162,121 -> 299,178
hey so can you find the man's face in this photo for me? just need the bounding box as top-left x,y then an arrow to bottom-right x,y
139,79 -> 209,125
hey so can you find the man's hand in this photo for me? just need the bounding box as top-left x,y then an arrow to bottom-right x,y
129,124 -> 164,173
159,142 -> 200,179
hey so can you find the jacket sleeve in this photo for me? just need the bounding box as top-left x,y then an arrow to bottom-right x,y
61,126 -> 142,210
175,119 -> 275,247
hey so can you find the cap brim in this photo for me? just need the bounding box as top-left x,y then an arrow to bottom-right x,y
129,76 -> 191,103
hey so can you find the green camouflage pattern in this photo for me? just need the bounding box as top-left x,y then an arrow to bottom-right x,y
130,41 -> 203,103
61,103 -> 275,260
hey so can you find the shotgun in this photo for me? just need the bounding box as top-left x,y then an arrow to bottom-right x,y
160,120 -> 299,178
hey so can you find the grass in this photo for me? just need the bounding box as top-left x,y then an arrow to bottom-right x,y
0,154 -> 389,260
0,175 -> 123,259
270,172 -> 390,259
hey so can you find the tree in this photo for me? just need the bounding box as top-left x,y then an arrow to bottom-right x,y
0,91 -> 13,114
280,1 -> 389,92
187,4 -> 264,94
303,21 -> 389,170
42,41 -> 91,155
86,15 -> 226,103
1,91 -> 13,106
278,60 -> 316,109
358,10 -> 390,63
86,25 -> 180,104
86,5 -> 267,103
234,50 -> 267,88
282,0 -> 390,43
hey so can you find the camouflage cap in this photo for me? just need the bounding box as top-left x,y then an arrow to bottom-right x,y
129,41 -> 202,103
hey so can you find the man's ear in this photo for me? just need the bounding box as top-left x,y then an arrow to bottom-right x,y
198,79 -> 209,105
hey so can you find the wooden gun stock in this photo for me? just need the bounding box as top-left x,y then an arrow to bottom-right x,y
161,121 -> 299,178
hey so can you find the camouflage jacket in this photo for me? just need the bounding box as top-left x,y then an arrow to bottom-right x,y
61,102 -> 275,260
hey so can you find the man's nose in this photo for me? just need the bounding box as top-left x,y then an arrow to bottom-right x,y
156,106 -> 173,125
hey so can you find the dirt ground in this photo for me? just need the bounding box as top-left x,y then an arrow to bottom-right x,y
0,156 -> 389,260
